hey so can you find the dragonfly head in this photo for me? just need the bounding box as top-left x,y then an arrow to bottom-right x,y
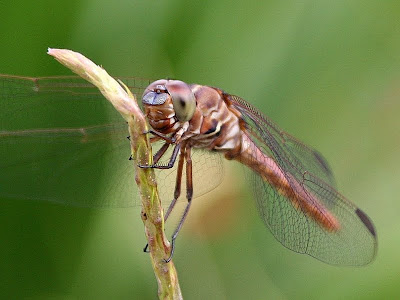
142,79 -> 196,122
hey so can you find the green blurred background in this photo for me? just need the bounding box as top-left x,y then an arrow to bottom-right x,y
1,0 -> 399,299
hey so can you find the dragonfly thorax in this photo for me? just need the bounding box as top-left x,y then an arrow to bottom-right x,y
142,79 -> 243,156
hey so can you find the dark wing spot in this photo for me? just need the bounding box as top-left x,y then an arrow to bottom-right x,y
355,208 -> 377,238
313,150 -> 333,176
180,98 -> 186,107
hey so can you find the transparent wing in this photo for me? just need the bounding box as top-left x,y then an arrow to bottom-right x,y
0,75 -> 223,208
150,141 -> 224,207
229,94 -> 377,266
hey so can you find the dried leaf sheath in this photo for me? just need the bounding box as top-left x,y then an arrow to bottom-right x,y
47,48 -> 182,300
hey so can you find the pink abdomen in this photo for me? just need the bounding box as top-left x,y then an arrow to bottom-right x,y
235,133 -> 340,232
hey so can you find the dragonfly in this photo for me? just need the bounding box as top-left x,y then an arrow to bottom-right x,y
0,74 -> 377,266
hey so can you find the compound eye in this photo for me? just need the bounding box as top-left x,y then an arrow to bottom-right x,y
142,84 -> 169,105
166,81 -> 196,122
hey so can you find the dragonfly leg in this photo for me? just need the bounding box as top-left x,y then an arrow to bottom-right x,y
146,129 -> 176,144
152,142 -> 170,165
130,140 -> 170,162
143,145 -> 186,254
131,129 -> 175,143
164,145 -> 186,221
139,143 -> 181,169
164,146 -> 193,263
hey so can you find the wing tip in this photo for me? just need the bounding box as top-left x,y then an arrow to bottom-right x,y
355,208 -> 377,238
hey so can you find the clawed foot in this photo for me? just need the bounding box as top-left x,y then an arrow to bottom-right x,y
142,240 -> 176,263
138,162 -> 173,169
163,239 -> 175,263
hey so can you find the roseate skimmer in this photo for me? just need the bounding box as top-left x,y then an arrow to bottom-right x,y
0,74 -> 377,265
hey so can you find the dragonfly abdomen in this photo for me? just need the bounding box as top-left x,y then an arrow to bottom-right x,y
237,133 -> 340,232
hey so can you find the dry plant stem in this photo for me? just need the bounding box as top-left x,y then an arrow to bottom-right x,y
47,48 -> 183,300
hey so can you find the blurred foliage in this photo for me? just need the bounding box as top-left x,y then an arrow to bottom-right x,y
1,0 -> 400,299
